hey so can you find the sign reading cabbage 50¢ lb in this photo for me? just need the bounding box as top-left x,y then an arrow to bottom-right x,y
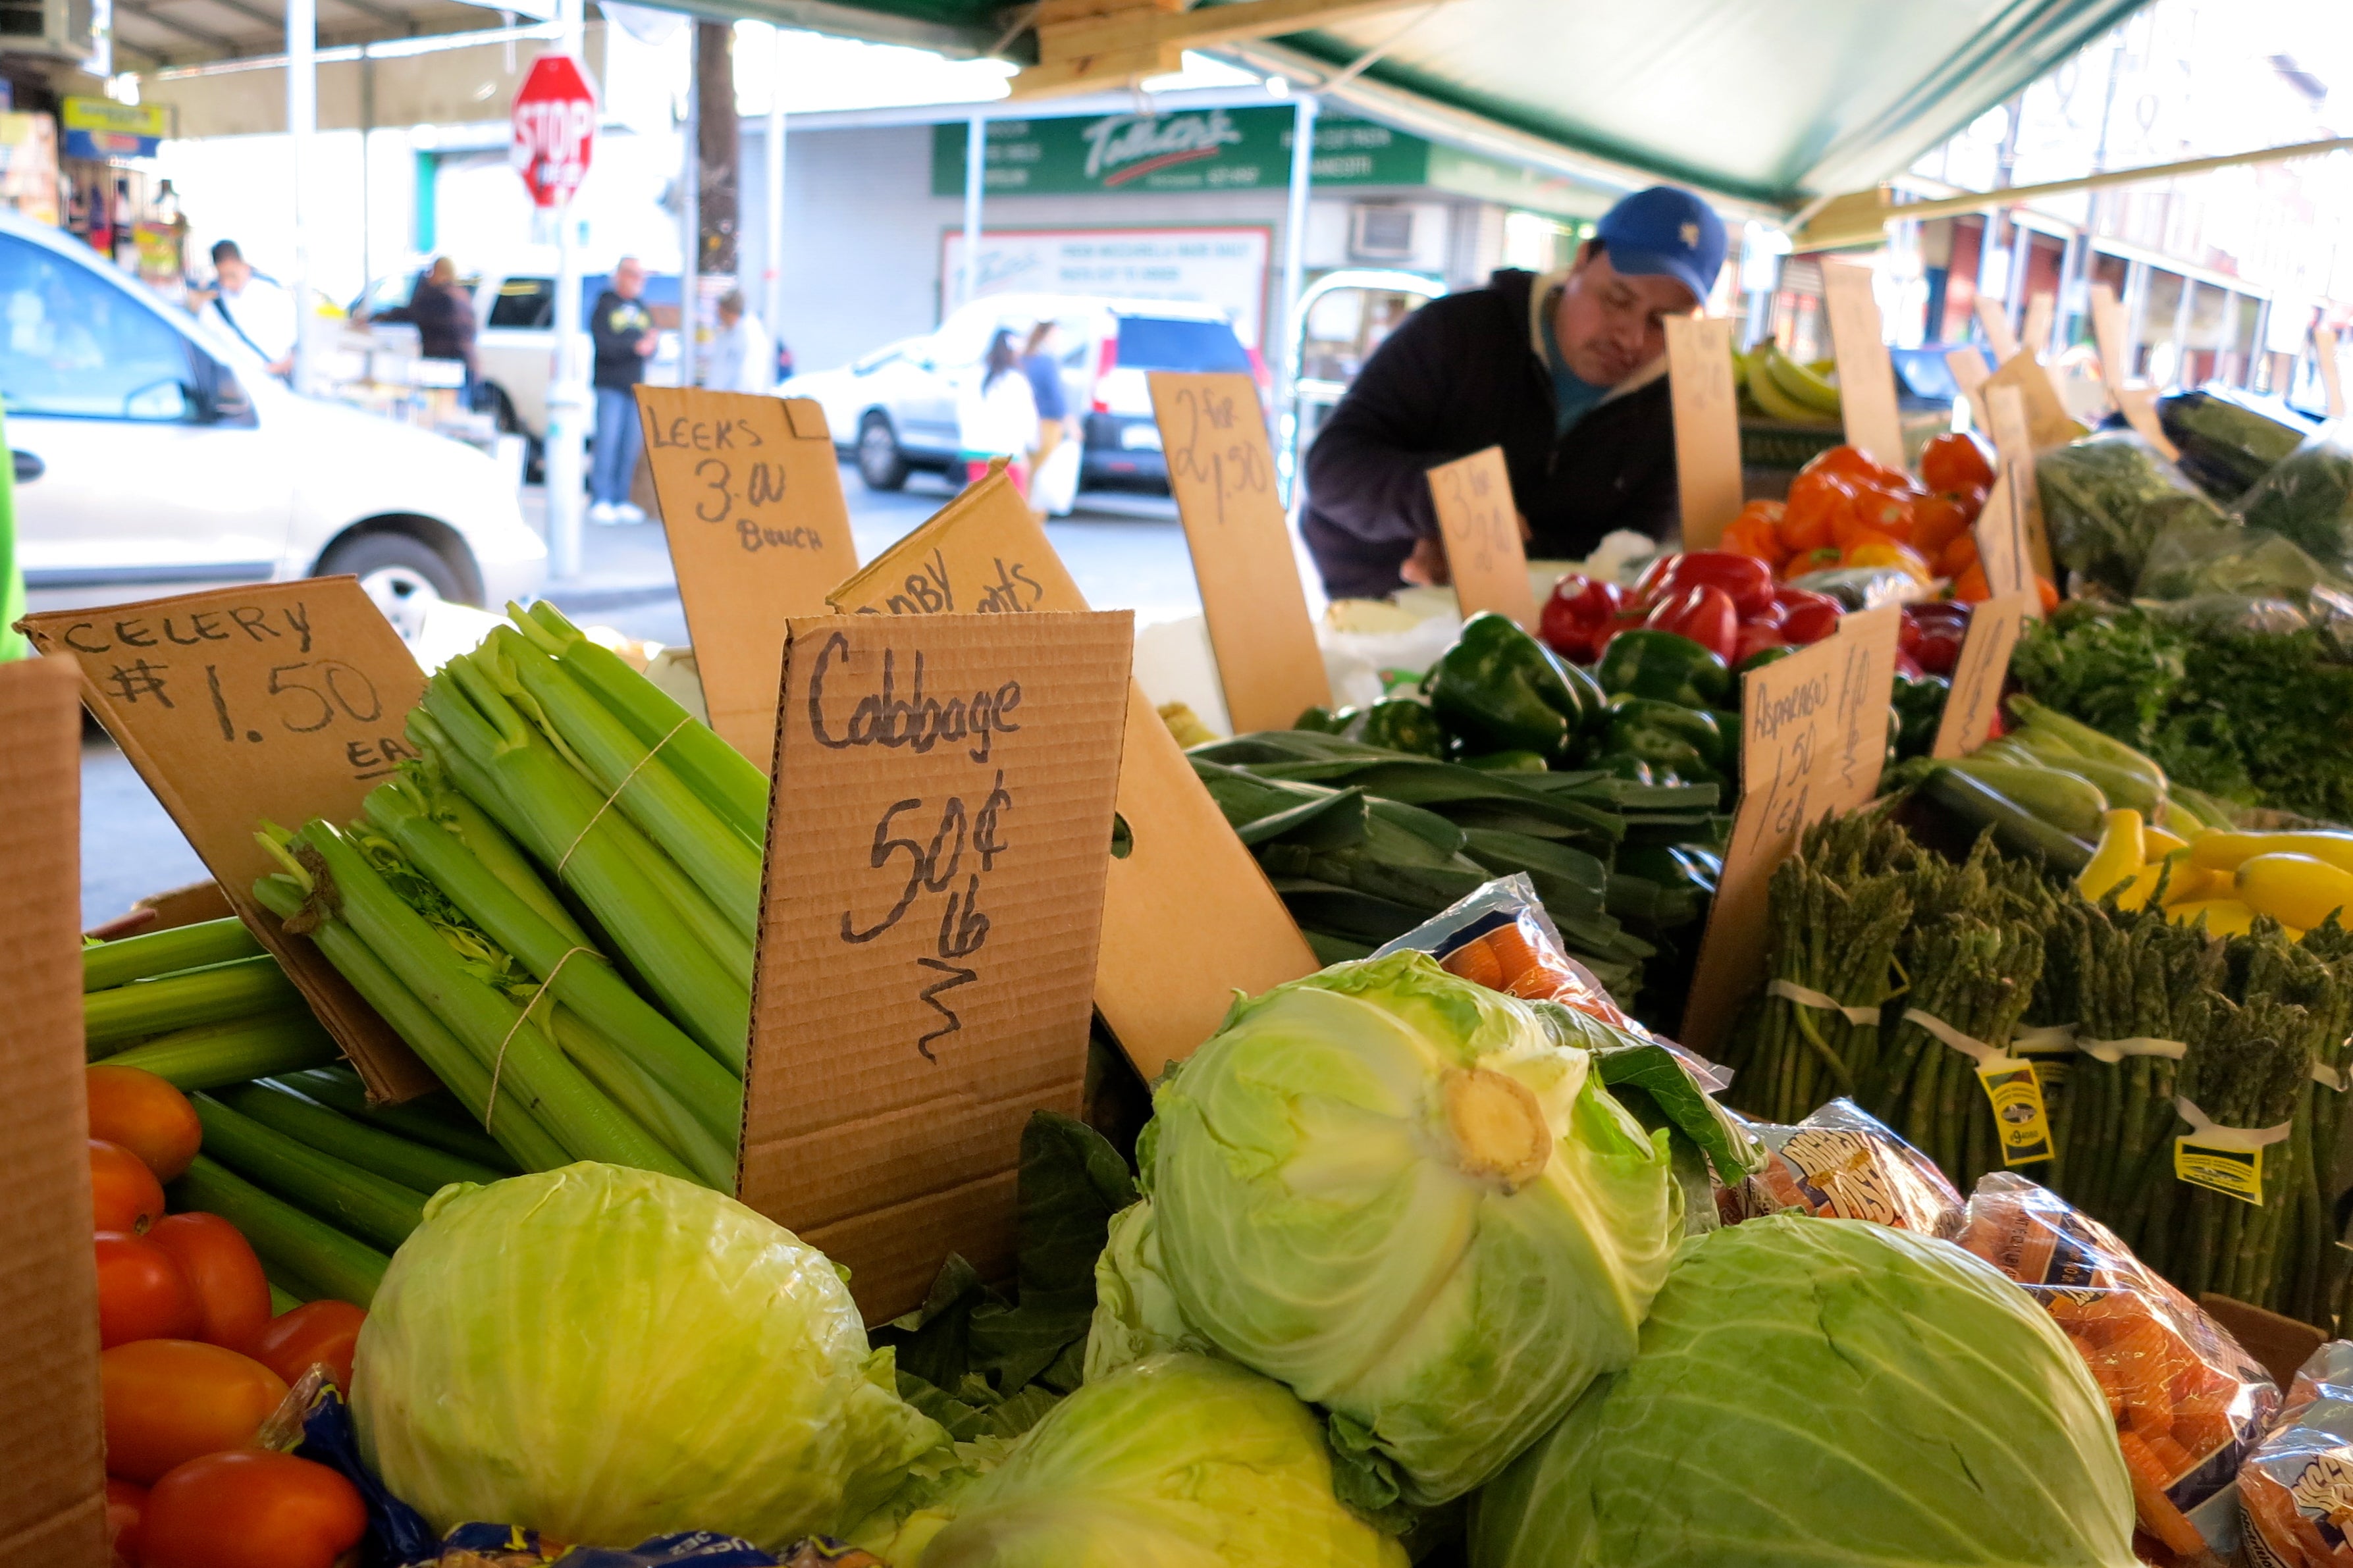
16,579 -> 436,1097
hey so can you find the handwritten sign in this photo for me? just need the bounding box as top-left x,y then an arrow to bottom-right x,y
1822,259 -> 1905,471
1148,373 -> 1329,733
1946,348 -> 1990,403
16,581 -> 434,1099
1679,607 -> 1901,1056
1975,293 -> 2022,363
742,610 -> 1130,1322
1980,383 -> 2051,587
2087,284 -> 2179,458
2317,326 -> 2346,419
1427,446 -> 1536,629
1932,591 -> 2032,760
828,470 -> 1320,1076
1662,313 -> 1744,549
2021,292 -> 2054,363
635,388 -> 858,769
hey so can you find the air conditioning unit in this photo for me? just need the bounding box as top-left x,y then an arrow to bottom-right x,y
0,0 -> 100,66
1350,203 -> 1415,262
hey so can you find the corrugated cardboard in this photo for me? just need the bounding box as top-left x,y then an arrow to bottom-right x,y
1662,314 -> 1744,550
1974,294 -> 2022,363
2086,284 -> 2181,460
828,470 -> 1319,1078
2021,294 -> 2055,374
0,654 -> 108,1567
1930,591 -> 2032,760
1681,607 -> 1901,1056
1426,446 -> 1537,631
634,388 -> 859,768
1822,259 -> 1905,471
1945,348 -> 1990,402
1981,348 -> 2078,452
1148,372 -> 1330,733
1980,382 -> 2053,586
740,612 -> 1132,1322
16,579 -> 434,1100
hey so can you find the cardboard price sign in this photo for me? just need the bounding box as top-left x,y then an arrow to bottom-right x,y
1680,608 -> 1901,1056
1426,446 -> 1536,629
1821,259 -> 1905,471
2021,292 -> 2055,365
0,657 -> 107,1567
635,388 -> 858,769
1148,373 -> 1330,733
16,580 -> 434,1098
1932,590 -> 2033,760
1662,313 -> 1744,550
2088,284 -> 2179,459
2317,327 -> 2346,419
828,471 -> 1319,1076
1980,382 -> 2052,587
1980,349 -> 2077,452
1945,348 -> 1990,402
743,611 -> 1130,1321
1974,293 -> 2022,363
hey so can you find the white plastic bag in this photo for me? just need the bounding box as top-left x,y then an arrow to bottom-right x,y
1032,438 -> 1082,517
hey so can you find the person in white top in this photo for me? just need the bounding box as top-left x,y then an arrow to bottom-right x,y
204,240 -> 297,380
699,289 -> 774,395
955,327 -> 1039,496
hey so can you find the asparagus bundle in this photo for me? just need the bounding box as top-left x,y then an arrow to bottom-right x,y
82,916 -> 341,1088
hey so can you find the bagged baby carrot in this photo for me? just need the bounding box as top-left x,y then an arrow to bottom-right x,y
2241,1342 -> 2353,1568
1375,874 -> 1658,1041
1719,1099 -> 1963,1234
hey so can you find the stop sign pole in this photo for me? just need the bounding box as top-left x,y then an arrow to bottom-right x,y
514,47 -> 598,581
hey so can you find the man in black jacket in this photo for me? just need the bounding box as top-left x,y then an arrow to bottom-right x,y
589,256 -> 659,525
1301,186 -> 1728,599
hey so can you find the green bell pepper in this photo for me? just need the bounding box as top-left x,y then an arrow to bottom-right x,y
1891,675 -> 1949,762
1595,629 -> 1732,709
1459,749 -> 1552,773
1601,695 -> 1726,787
1735,644 -> 1796,677
1343,697 -> 1448,758
1423,612 -> 1604,765
1293,704 -> 1344,733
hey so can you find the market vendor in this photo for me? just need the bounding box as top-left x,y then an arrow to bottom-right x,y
1300,185 -> 1728,599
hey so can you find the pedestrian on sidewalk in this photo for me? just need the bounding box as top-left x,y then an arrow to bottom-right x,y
699,289 -> 774,395
956,327 -> 1038,496
201,240 -> 296,381
589,256 -> 658,525
362,256 -> 479,408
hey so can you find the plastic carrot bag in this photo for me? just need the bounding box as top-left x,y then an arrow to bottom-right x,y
1718,1099 -> 1963,1234
1957,1173 -> 2277,1565
1375,874 -> 1657,1041
2242,1342 -> 2353,1568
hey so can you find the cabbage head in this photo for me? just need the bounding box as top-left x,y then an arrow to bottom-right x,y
1140,953 -> 1679,1507
353,1163 -> 947,1549
1084,1198 -> 1211,1382
1469,1214 -> 2136,1568
915,1352 -> 1407,1568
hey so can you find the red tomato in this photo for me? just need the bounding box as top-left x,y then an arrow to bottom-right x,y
100,1339 -> 288,1485
96,1232 -> 200,1349
147,1214 -> 271,1355
141,1450 -> 367,1568
1643,584 -> 1739,665
1780,599 -> 1842,646
106,1477 -> 147,1567
86,1066 -> 203,1184
1918,431 -> 1996,494
248,1300 -> 367,1392
91,1139 -> 167,1234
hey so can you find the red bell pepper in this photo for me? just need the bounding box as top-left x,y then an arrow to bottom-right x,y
1644,551 -> 1775,619
1643,583 -> 1739,666
1915,629 -> 1964,676
1538,573 -> 1626,664
1732,619 -> 1787,669
1780,597 -> 1841,646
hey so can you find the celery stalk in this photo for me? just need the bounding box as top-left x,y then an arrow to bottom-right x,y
97,1008 -> 340,1088
211,1080 -> 506,1194
84,954 -> 303,1050
171,1155 -> 388,1308
190,1091 -> 429,1251
269,1066 -> 519,1174
253,870 -> 571,1174
550,1010 -> 735,1189
84,916 -> 263,991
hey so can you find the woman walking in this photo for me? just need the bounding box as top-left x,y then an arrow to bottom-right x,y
956,327 -> 1040,496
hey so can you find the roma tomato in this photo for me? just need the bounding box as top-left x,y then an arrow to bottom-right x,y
87,1066 -> 203,1184
91,1139 -> 167,1234
96,1232 -> 200,1349
1918,431 -> 1995,494
248,1299 -> 367,1392
100,1339 -> 287,1484
141,1450 -> 367,1568
105,1477 -> 147,1567
147,1214 -> 271,1355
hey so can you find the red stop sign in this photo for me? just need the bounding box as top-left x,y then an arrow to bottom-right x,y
512,53 -> 598,209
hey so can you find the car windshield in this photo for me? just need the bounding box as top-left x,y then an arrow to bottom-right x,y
1115,315 -> 1250,372
0,234 -> 196,420
489,277 -> 555,329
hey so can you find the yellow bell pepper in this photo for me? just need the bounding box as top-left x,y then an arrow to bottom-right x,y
2165,898 -> 2266,937
2076,809 -> 2144,905
2188,831 -> 2353,877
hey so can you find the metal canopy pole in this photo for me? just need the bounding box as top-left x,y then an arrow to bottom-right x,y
544,0 -> 588,579
764,23 -> 785,359
1277,90 -> 1317,504
679,23 -> 701,389
961,111 -> 984,311
286,0 -> 315,395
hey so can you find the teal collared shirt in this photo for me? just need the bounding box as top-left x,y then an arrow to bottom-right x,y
1538,291 -> 1609,438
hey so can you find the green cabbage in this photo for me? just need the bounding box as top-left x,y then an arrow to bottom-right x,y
1084,1199 -> 1211,1382
914,1352 -> 1408,1567
1130,953 -> 1679,1508
1469,1214 -> 2136,1568
353,1163 -> 947,1548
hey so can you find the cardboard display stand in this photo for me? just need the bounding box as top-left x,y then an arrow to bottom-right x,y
0,655 -> 108,1567
1931,591 -> 2034,760
1661,313 -> 1744,552
1821,259 -> 1905,472
2087,283 -> 2181,460
740,611 -> 1132,1321
1978,381 -> 2054,585
1974,294 -> 2023,364
828,471 -> 1320,1078
1425,446 -> 1537,629
1679,608 -> 1903,1057
634,388 -> 860,769
1148,372 -> 1331,733
16,580 -> 433,1099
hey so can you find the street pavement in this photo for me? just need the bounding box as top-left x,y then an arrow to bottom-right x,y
80,465 -> 1202,924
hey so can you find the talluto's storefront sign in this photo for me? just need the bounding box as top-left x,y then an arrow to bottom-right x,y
932,108 -> 1426,197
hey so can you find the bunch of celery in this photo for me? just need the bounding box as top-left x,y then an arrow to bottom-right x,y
83,916 -> 342,1087
254,602 -> 764,1189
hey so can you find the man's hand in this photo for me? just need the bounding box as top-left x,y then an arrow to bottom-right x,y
1400,534 -> 1452,588
637,331 -> 660,356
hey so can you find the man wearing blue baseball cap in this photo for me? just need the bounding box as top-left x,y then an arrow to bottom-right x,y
1303,184 -> 1728,599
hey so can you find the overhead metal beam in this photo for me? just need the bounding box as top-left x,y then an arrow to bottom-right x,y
114,0 -> 242,53
322,0 -> 413,32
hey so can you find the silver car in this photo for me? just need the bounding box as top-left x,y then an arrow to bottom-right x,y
4,214 -> 545,637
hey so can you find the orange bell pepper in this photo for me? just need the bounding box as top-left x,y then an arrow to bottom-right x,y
1951,562 -> 1992,602
1938,531 -> 1980,577
1720,512 -> 1787,570
1778,470 -> 1852,555
1911,493 -> 1972,557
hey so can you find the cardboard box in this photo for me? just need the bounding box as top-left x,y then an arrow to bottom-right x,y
0,654 -> 109,1567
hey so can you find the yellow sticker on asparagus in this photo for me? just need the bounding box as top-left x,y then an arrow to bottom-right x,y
1978,1060 -> 2055,1167
2175,1139 -> 2264,1205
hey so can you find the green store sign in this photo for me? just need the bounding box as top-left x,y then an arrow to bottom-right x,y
934,108 -> 1427,197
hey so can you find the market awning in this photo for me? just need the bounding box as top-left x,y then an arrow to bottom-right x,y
111,0 -> 525,68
